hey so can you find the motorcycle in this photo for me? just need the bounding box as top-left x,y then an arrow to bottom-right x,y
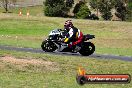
41,29 -> 95,56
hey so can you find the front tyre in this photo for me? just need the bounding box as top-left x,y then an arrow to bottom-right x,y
41,40 -> 57,52
79,42 -> 95,56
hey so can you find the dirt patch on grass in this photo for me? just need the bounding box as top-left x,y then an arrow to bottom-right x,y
1,56 -> 52,66
0,56 -> 59,72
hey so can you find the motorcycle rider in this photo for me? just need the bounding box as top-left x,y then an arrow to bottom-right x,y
63,20 -> 83,52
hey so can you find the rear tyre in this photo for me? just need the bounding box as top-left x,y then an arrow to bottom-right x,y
79,42 -> 95,56
41,40 -> 57,52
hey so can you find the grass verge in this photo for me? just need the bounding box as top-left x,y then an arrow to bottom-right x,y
0,14 -> 132,56
0,50 -> 132,88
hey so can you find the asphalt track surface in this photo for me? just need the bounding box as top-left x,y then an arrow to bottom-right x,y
0,45 -> 132,62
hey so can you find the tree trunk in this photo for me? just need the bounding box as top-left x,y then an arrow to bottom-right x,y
5,0 -> 8,12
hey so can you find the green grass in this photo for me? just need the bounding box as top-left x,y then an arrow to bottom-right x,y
0,14 -> 132,56
0,50 -> 132,88
97,47 -> 132,56
0,3 -> 131,88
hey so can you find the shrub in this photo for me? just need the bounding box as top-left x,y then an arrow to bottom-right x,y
44,0 -> 69,17
75,4 -> 91,19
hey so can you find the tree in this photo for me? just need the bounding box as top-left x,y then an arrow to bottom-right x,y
127,0 -> 132,21
44,0 -> 71,17
0,0 -> 17,12
115,0 -> 130,21
98,0 -> 114,20
89,0 -> 99,16
125,0 -> 132,21
1,0 -> 9,12
90,0 -> 114,20
66,0 -> 74,7
89,0 -> 131,21
73,0 -> 85,14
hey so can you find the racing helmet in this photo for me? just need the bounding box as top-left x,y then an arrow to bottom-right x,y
64,20 -> 73,31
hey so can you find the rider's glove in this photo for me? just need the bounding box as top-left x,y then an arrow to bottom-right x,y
64,38 -> 69,43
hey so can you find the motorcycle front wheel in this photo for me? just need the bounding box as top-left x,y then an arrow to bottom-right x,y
41,40 -> 57,52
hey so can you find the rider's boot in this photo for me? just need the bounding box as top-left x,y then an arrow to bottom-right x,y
72,45 -> 81,53
57,43 -> 68,52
